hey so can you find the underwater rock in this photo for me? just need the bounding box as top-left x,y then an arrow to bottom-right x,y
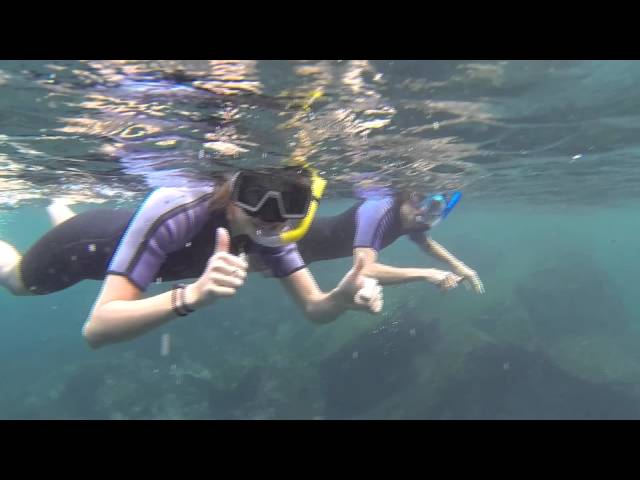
473,303 -> 508,334
427,342 -> 640,419
206,365 -> 320,420
319,304 -> 441,419
208,366 -> 264,418
49,363 -> 128,419
514,252 -> 628,339
471,299 -> 536,348
31,353 -> 219,419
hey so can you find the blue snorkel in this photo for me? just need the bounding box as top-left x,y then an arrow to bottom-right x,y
442,191 -> 462,219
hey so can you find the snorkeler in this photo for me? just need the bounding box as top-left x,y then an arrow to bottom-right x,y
296,188 -> 485,294
0,165 -> 383,348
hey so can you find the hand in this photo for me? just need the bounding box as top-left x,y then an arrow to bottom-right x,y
335,253 -> 384,314
455,265 -> 485,294
428,269 -> 464,292
185,228 -> 249,308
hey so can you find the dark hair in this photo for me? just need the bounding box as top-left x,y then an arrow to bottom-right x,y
395,189 -> 424,206
207,172 -> 235,214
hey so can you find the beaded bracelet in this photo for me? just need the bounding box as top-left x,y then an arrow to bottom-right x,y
171,284 -> 189,317
177,283 -> 195,314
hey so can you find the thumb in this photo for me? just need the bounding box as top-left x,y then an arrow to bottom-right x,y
214,227 -> 230,254
339,252 -> 367,290
351,252 -> 366,278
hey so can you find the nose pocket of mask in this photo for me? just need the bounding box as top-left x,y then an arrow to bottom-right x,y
251,197 -> 284,223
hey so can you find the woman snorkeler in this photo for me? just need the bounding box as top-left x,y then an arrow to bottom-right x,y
297,188 -> 485,294
0,165 -> 383,348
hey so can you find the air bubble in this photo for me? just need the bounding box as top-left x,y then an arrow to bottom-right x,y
161,333 -> 171,357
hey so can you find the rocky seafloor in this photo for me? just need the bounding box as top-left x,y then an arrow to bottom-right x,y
7,249 -> 640,420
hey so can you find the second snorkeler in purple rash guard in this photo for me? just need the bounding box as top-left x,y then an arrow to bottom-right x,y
297,197 -> 429,264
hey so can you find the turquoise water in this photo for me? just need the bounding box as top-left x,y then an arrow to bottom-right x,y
2,60 -> 640,419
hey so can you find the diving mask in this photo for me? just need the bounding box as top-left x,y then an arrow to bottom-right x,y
415,191 -> 462,227
231,165 -> 326,247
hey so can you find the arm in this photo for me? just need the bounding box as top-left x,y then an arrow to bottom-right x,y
354,247 -> 459,286
83,227 -> 247,348
280,257 -> 382,325
82,275 -> 182,348
280,268 -> 351,324
419,236 -> 466,270
419,236 -> 485,293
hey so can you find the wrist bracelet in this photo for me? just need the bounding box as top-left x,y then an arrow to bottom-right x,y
171,284 -> 189,317
177,283 -> 196,313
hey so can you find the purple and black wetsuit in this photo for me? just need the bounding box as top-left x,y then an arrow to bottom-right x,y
19,191 -> 426,295
297,196 -> 429,263
20,186 -> 305,294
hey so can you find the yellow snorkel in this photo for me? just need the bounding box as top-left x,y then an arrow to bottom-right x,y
278,156 -> 326,244
216,85 -> 327,247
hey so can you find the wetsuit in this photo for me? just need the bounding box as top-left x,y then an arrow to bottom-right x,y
20,186 -> 305,294
297,196 -> 429,263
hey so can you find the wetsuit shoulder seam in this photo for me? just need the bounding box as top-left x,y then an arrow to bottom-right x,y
123,190 -> 213,278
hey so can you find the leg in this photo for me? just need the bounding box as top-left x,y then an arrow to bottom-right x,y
0,199 -> 76,295
0,240 -> 30,295
46,199 -> 77,227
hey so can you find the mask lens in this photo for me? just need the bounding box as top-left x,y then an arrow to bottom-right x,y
236,172 -> 269,208
250,197 -> 284,223
415,194 -> 447,226
279,167 -> 311,217
238,185 -> 268,208
280,187 -> 310,217
423,195 -> 445,215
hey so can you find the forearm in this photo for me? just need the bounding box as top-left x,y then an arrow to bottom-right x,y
83,289 -> 182,348
361,262 -> 432,286
303,289 -> 351,325
423,238 -> 467,271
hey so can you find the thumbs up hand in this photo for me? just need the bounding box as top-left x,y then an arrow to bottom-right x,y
334,253 -> 384,314
184,228 -> 249,309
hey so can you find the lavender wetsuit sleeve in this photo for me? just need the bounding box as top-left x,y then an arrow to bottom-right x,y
107,187 -> 213,291
353,198 -> 395,251
258,243 -> 306,278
